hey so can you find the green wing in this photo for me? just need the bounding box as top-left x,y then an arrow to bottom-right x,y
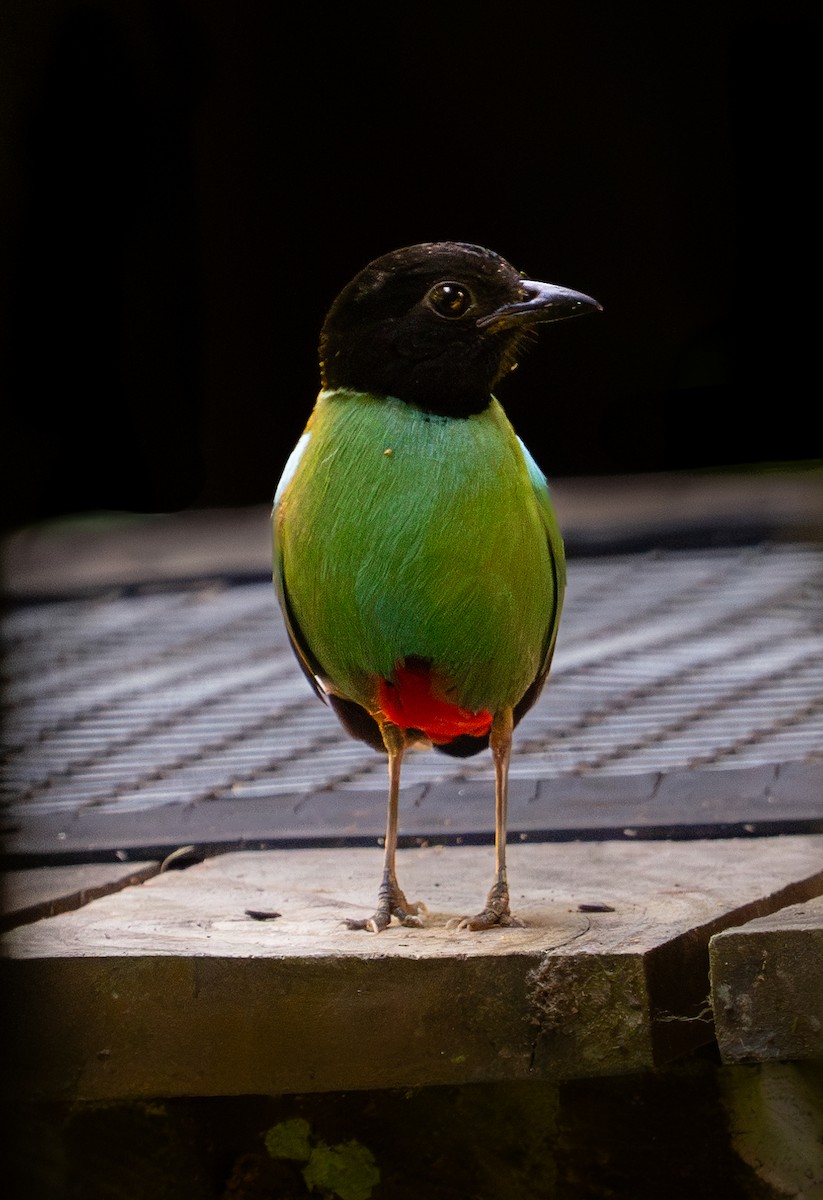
272,429 -> 329,702
273,423 -> 391,752
511,435 -> 566,725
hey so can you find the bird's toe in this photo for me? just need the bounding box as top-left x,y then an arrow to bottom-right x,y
397,899 -> 428,925
343,896 -> 428,933
343,913 -> 389,933
453,909 -> 525,932
343,917 -> 368,932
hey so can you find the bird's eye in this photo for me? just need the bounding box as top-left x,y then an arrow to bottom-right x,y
426,281 -> 472,319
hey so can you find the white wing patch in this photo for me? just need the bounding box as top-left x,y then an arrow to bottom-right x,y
516,435 -> 549,491
273,432 -> 312,508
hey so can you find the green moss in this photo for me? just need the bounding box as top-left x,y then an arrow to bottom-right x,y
264,1117 -> 313,1162
302,1139 -> 380,1200
264,1118 -> 380,1199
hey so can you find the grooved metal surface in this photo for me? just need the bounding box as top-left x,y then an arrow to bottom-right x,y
2,542 -> 822,832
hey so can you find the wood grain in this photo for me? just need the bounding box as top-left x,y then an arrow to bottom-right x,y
3,836 -> 822,1099
711,892 -> 823,1064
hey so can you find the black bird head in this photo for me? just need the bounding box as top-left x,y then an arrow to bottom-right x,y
319,241 -> 601,417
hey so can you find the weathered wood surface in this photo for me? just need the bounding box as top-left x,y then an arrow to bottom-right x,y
0,861 -> 160,931
710,893 -> 823,1065
2,836 -> 822,1100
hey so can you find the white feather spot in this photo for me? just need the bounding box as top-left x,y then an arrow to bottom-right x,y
517,436 -> 549,489
273,432 -> 312,507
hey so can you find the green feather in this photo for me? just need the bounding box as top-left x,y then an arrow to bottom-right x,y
273,388 -> 565,715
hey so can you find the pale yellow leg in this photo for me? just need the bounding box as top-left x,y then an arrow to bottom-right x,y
457,707 -> 524,931
345,721 -> 426,933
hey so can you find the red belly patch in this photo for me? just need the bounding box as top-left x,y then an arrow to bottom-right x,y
377,661 -> 493,743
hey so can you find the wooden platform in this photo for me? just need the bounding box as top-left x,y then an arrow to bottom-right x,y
3,835 -> 822,1100
2,469 -> 822,1105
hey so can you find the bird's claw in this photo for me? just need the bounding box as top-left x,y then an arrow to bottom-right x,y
344,897 -> 427,934
452,908 -> 525,931
450,882 -> 524,931
343,914 -> 388,933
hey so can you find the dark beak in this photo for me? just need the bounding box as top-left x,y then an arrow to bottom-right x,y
477,279 -> 602,331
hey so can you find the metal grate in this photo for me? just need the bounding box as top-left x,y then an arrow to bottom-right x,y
2,542 -> 822,832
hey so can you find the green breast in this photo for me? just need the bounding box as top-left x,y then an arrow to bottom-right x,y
275,389 -> 562,713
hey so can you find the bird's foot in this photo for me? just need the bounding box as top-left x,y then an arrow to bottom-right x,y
344,882 -> 427,933
453,908 -> 525,931
451,882 -> 524,931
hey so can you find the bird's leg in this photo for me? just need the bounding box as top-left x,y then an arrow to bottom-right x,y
345,722 -> 425,933
457,707 -> 524,931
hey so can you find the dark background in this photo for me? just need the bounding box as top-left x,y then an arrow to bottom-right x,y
1,0 -> 820,533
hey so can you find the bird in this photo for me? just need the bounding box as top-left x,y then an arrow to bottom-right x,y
272,241 -> 600,932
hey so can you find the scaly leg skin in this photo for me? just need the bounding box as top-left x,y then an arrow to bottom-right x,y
457,708 -> 525,931
344,868 -> 426,933
345,721 -> 426,933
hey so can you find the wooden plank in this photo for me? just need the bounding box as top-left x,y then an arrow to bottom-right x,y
2,837 -> 822,1100
710,893 -> 823,1064
1,861 -> 160,931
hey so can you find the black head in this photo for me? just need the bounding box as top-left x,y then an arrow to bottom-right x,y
319,241 -> 601,417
